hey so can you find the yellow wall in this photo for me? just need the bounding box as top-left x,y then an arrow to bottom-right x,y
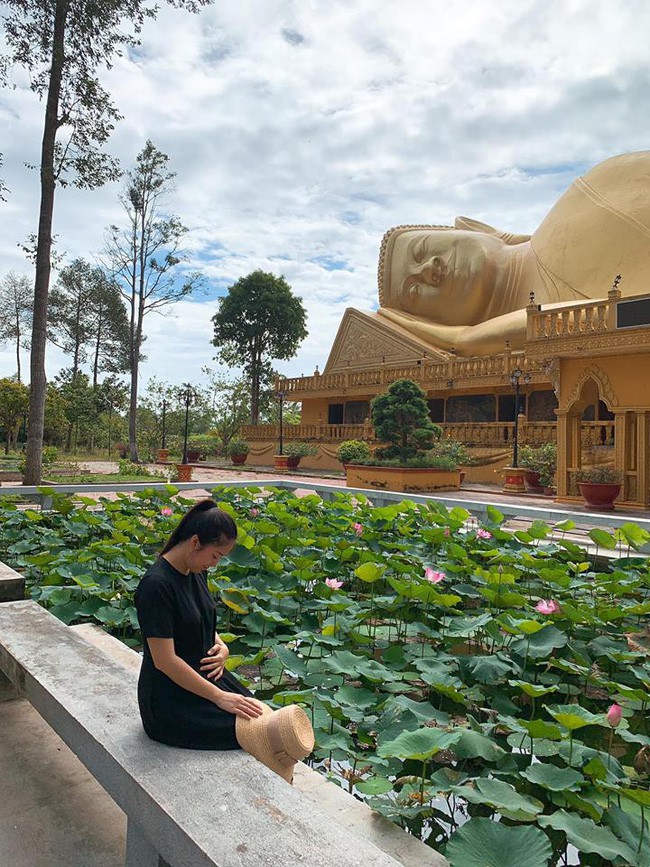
300,399 -> 331,424
560,353 -> 650,410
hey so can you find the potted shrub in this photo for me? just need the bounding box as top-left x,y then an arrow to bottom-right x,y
576,466 -> 623,511
187,433 -> 222,462
228,439 -> 250,466
341,380 -> 462,493
282,440 -> 318,469
426,438 -> 471,483
336,440 -> 372,464
519,443 -> 557,494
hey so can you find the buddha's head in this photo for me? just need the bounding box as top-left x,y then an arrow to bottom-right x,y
379,219 -> 530,326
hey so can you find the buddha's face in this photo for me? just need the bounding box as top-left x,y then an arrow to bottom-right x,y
385,229 -> 505,326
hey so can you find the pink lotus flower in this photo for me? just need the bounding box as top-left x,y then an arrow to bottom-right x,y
476,528 -> 492,540
250,508 -> 260,517
353,522 -> 363,536
161,506 -> 173,517
443,528 -> 451,537
606,703 -> 623,727
325,578 -> 343,590
535,599 -> 561,615
425,567 -> 445,584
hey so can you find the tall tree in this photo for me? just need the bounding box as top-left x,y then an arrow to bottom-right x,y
48,258 -> 129,384
0,272 -> 33,382
0,377 -> 29,453
0,0 -> 213,483
211,271 -> 308,424
105,140 -> 203,461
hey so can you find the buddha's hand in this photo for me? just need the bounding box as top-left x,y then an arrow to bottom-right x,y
200,638 -> 230,680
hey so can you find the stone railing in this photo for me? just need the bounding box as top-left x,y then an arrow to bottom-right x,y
241,420 -> 558,446
525,290 -> 621,344
241,423 -> 375,442
277,352 -> 544,397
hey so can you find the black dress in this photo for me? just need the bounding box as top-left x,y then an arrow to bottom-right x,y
134,556 -> 252,749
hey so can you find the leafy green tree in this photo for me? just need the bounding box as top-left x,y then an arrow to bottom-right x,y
48,258 -> 129,384
0,272 -> 33,382
211,271 -> 308,424
43,383 -> 69,446
371,379 -> 441,462
0,377 -> 29,453
0,0 -> 213,483
93,375 -> 128,455
201,368 -> 251,450
54,368 -> 96,451
105,141 -> 203,461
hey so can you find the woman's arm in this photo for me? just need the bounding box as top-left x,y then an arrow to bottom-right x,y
147,637 -> 261,719
200,632 -> 230,680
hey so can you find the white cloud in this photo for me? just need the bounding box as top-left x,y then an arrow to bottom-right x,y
1,0 -> 650,389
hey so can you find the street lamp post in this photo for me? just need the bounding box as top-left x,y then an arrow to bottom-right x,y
161,398 -> 168,450
180,384 -> 195,466
509,366 -> 531,467
276,390 -> 285,456
502,364 -> 532,493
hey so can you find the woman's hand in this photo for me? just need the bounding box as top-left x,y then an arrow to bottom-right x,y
213,691 -> 265,720
200,639 -> 230,680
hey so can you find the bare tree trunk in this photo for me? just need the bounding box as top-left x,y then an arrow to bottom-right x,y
24,0 -> 68,485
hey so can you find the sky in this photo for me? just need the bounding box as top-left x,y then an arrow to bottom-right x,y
1,0 -> 650,393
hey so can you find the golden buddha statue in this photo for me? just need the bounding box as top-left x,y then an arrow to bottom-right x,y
378,151 -> 650,355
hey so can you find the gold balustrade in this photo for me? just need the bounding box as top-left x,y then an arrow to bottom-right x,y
240,420 -> 558,446
526,297 -> 612,342
276,352 -> 544,398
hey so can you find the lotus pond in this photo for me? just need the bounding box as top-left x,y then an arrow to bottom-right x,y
1,485 -> 649,867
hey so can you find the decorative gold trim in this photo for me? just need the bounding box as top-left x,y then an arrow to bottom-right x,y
561,363 -> 618,411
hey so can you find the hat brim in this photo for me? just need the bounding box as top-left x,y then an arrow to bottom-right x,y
236,702 -> 314,783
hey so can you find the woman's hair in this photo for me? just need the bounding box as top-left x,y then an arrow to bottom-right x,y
161,499 -> 237,554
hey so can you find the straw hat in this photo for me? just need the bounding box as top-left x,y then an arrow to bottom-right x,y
236,701 -> 315,783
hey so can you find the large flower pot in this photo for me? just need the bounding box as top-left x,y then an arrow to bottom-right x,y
344,464 -> 461,493
175,463 -> 193,482
501,466 -> 526,493
231,453 -> 247,466
578,482 -> 621,511
156,448 -> 170,463
523,470 -> 544,494
186,449 -> 201,463
286,455 -> 301,469
274,454 -> 290,470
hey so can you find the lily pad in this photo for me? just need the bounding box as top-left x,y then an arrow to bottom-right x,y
538,810 -> 637,862
445,817 -> 552,867
520,763 -> 584,791
378,727 -> 462,761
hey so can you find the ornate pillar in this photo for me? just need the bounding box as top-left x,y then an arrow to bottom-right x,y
636,411 -> 650,507
555,410 -> 569,498
614,412 -> 628,500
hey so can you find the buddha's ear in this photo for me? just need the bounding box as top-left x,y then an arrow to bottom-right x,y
455,216 -> 531,245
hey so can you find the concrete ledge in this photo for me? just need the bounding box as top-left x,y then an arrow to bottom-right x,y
0,561 -> 25,602
0,602 -> 447,867
73,622 -> 447,867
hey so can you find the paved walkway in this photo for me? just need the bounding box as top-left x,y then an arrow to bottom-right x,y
77,460 -> 650,522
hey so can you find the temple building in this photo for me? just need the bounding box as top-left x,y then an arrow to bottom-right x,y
243,152 -> 650,509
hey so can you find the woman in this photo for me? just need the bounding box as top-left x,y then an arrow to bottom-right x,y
134,499 -> 263,750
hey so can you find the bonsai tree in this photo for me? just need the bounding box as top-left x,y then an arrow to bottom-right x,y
371,379 -> 441,463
